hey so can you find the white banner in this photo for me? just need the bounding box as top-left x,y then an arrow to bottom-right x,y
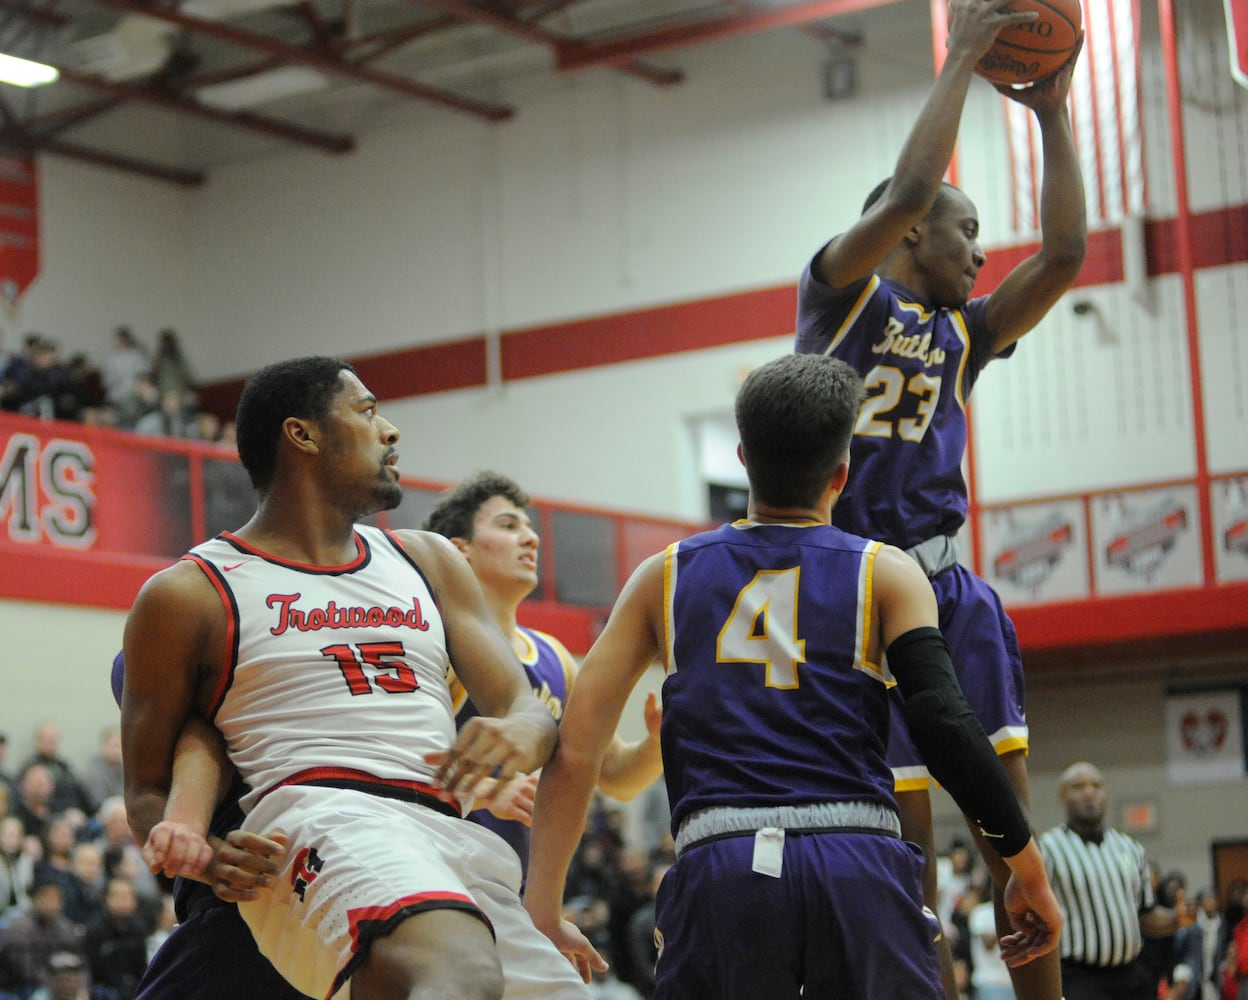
1165,688 -> 1247,785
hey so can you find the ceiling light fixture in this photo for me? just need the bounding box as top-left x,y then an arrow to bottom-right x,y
0,52 -> 58,87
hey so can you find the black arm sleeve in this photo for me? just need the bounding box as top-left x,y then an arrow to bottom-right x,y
887,626 -> 1032,858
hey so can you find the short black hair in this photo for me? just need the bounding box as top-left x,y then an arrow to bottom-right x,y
735,354 -> 864,509
234,356 -> 355,492
862,176 -> 961,219
423,471 -> 531,540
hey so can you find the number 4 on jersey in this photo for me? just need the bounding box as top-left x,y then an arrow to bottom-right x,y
716,567 -> 806,688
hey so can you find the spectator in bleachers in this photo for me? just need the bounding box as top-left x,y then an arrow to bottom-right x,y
0,871 -> 83,998
18,724 -> 91,819
89,802 -> 160,921
605,846 -> 654,995
0,333 -> 45,412
150,328 -> 194,399
0,816 -> 36,920
35,817 -> 78,882
98,328 -> 148,412
143,895 -> 175,964
58,845 -> 105,931
81,878 -> 148,1000
26,949 -> 95,1000
77,732 -> 122,819
8,337 -> 72,420
133,389 -> 195,439
624,861 -> 669,1000
12,766 -> 56,844
110,373 -> 159,432
0,733 -> 15,804
61,354 -> 106,426
1196,888 -> 1229,1000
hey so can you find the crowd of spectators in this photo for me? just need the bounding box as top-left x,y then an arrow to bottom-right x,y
933,838 -> 1248,1000
0,723 -> 165,1000
0,326 -> 232,446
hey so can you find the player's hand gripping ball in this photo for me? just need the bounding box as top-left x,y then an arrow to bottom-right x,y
971,0 -> 1083,87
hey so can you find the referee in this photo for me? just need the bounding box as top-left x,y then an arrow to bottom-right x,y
1039,761 -> 1177,1000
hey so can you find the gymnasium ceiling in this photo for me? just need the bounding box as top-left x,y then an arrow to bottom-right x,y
0,0 -> 924,185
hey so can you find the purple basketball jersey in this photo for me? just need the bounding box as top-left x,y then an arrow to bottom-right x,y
796,261 -> 1008,550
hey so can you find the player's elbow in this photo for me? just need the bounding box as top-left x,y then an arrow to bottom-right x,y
1042,230 -> 1087,279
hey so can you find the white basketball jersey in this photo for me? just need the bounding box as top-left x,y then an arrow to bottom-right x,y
187,525 -> 455,812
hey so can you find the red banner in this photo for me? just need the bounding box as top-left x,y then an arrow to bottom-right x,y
0,156 -> 38,303
1228,0 -> 1248,89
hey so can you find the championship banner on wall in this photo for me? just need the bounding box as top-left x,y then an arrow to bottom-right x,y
1090,485 -> 1203,595
0,156 -> 39,309
1005,0 -> 1145,233
1227,0 -> 1248,89
983,499 -> 1089,605
1165,687 -> 1248,785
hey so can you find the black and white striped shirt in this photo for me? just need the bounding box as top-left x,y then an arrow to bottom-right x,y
1039,824 -> 1155,967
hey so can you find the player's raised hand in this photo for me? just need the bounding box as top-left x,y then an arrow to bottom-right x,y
999,33 -> 1083,110
947,0 -> 1039,64
142,821 -> 213,879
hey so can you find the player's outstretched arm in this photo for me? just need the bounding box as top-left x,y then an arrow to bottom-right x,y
875,546 -> 1062,964
526,553 -> 666,980
405,530 -> 558,795
986,42 -> 1087,352
596,690 -> 663,802
142,714 -> 233,879
122,561 -> 223,849
996,838 -> 1064,966
816,0 -> 1037,290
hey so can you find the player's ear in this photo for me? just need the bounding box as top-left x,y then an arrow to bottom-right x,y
832,459 -> 849,492
449,536 -> 471,556
284,417 -> 318,454
736,442 -> 746,467
903,223 -> 923,247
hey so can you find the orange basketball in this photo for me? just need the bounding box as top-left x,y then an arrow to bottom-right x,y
973,0 -> 1082,87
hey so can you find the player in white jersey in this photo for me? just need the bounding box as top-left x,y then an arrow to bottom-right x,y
121,356 -> 590,1000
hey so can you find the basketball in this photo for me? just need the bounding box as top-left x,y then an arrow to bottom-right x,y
972,0 -> 1082,87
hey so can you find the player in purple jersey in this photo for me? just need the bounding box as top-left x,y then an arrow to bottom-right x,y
794,3 -> 1087,999
424,471 -> 662,878
523,354 -> 1062,1000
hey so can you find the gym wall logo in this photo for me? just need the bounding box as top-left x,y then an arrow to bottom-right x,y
1180,709 -> 1230,757
291,846 -> 325,902
1165,688 -> 1248,785
1103,497 -> 1188,579
992,513 -> 1075,592
1226,503 -> 1248,556
0,431 -> 96,550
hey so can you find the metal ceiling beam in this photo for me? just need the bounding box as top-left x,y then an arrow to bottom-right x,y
413,0 -> 683,86
0,128 -> 205,184
557,0 -> 901,72
83,0 -> 515,120
38,137 -> 206,184
56,66 -> 357,153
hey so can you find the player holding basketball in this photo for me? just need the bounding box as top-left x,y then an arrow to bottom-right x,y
123,356 -> 591,1000
423,471 -> 663,876
522,354 -> 1062,999
794,2 -> 1086,1000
